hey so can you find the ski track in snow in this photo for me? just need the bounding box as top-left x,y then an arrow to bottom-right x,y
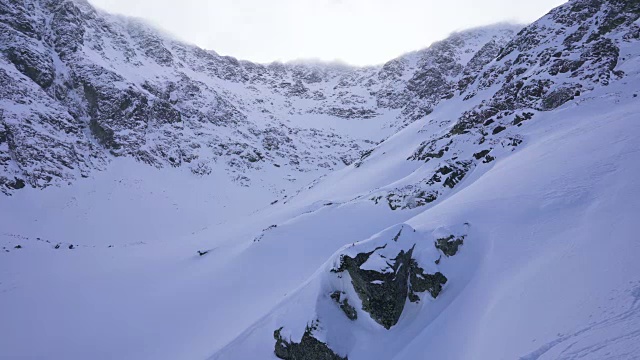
521,282 -> 640,360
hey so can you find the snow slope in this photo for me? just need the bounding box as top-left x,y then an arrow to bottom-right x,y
1,0 -> 640,359
212,57 -> 640,360
3,60 -> 638,360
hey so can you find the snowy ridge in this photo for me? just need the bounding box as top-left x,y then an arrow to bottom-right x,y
0,0 -> 518,195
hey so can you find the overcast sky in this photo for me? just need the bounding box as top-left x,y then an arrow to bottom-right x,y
88,0 -> 567,66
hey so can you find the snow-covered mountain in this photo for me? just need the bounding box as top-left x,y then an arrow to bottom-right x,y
0,0 -> 518,194
1,0 -> 640,359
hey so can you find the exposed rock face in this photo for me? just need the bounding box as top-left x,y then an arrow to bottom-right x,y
0,0 -> 519,195
271,225 -> 464,358
360,0 -> 640,211
333,245 -> 447,329
330,291 -> 358,321
373,158 -> 477,211
466,0 -> 637,113
376,26 -> 519,125
435,235 -> 466,257
274,323 -> 347,360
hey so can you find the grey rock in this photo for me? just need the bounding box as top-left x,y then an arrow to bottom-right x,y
333,245 -> 447,329
274,322 -> 346,360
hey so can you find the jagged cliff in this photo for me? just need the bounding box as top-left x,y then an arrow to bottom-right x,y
0,0 -> 518,194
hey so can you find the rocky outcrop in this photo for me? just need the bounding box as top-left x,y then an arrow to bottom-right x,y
333,245 -> 447,329
265,225 -> 470,359
330,291 -> 358,321
274,322 -> 346,360
364,0 -> 639,212
435,235 -> 465,257
377,26 -> 518,123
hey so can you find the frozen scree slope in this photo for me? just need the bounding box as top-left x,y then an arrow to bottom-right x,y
1,0 -> 640,359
